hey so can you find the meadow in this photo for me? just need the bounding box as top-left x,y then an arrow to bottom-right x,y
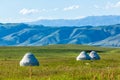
0,44 -> 120,80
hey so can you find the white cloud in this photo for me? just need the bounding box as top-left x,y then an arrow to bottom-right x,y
75,16 -> 86,19
19,8 -> 39,15
41,9 -> 48,12
105,2 -> 114,9
114,1 -> 120,7
53,8 -> 59,11
63,5 -> 80,11
105,1 -> 120,9
19,8 -> 59,15
94,1 -> 120,10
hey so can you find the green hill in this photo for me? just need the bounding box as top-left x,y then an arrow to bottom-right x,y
0,44 -> 120,80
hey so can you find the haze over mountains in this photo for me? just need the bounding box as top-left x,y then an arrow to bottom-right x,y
0,15 -> 120,47
28,15 -> 120,26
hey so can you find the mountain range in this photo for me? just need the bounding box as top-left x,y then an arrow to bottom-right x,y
28,15 -> 120,26
0,22 -> 120,47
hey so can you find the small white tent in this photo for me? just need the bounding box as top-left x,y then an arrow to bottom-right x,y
89,51 -> 100,60
76,51 -> 91,60
20,52 -> 39,66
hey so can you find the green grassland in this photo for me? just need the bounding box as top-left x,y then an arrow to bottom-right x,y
0,44 -> 120,80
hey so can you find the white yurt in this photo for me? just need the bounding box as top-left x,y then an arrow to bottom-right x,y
76,51 -> 91,60
89,51 -> 100,60
20,52 -> 39,66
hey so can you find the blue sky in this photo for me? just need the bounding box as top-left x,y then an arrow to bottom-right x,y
0,0 -> 120,23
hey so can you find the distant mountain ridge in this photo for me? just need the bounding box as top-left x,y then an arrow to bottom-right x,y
0,23 -> 120,47
28,15 -> 120,26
